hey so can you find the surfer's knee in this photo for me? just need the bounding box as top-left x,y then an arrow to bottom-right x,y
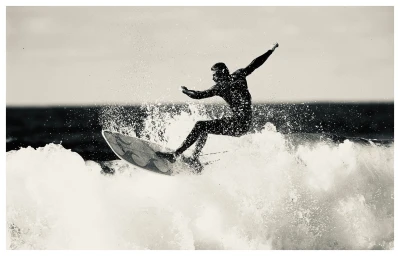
194,121 -> 207,131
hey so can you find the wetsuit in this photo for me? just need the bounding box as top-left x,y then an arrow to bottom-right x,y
175,49 -> 276,158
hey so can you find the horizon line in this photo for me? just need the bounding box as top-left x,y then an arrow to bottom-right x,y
5,100 -> 395,108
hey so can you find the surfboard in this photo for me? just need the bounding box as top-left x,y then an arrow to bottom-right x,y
102,130 -> 180,175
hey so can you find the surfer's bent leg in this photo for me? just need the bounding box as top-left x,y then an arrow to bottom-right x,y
156,117 -> 246,163
175,121 -> 210,156
156,121 -> 211,163
192,133 -> 207,159
175,118 -> 236,156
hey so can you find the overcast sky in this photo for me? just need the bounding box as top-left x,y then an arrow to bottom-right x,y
6,6 -> 393,106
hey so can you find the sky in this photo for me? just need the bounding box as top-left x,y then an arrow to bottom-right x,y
6,6 -> 394,106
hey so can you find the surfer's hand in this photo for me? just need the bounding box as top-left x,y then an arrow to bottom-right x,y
271,42 -> 279,51
181,86 -> 193,96
182,88 -> 197,98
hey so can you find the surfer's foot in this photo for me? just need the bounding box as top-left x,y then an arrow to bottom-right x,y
182,156 -> 203,173
156,151 -> 177,163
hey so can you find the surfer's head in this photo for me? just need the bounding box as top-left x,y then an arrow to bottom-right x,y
211,62 -> 230,83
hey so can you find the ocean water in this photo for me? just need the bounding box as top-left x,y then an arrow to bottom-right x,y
6,103 -> 394,249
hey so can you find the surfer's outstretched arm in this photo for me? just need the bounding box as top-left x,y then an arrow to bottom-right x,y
243,42 -> 279,76
181,86 -> 218,100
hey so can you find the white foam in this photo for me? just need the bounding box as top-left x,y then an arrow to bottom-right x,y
6,106 -> 394,249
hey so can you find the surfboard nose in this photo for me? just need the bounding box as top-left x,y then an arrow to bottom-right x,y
102,130 -> 112,138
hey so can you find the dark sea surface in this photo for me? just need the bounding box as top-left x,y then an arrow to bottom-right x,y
6,102 -> 394,161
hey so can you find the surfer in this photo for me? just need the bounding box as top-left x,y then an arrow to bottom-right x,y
156,42 -> 279,166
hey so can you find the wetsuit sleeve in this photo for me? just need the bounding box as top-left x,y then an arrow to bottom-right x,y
243,49 -> 274,76
184,85 -> 219,99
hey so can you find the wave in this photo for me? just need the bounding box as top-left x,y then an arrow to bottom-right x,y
6,104 -> 394,249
